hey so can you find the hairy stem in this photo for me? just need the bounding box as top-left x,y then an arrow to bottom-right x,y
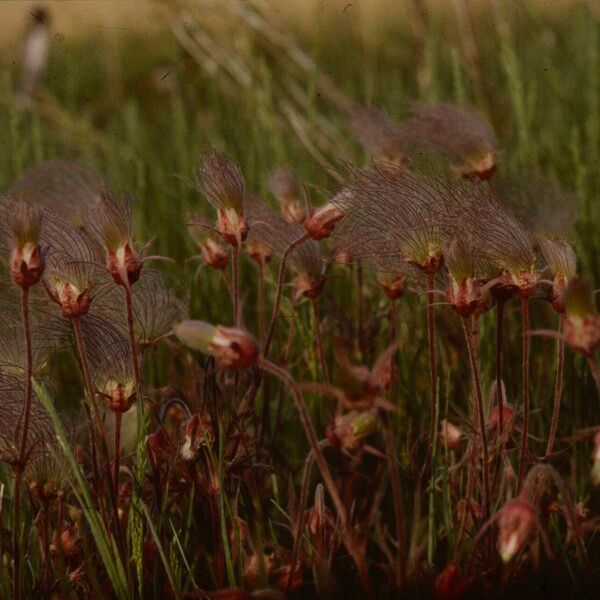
390,298 -> 398,405
586,354 -> 600,398
263,232 -> 309,358
517,298 -> 530,493
495,299 -> 505,433
356,258 -> 365,360
311,297 -> 328,381
462,318 -> 491,521
258,357 -> 371,596
546,315 -> 565,458
231,244 -> 239,327
113,412 -> 122,496
13,287 -> 32,600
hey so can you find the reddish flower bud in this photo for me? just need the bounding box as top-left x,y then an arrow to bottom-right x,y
293,272 -> 325,300
446,276 -> 482,318
563,279 -> 600,356
246,237 -> 272,267
46,279 -> 91,318
454,498 -> 482,525
487,402 -> 514,432
101,377 -> 136,413
51,523 -> 81,559
303,202 -> 343,240
199,237 -> 228,270
216,208 -> 249,246
174,320 -> 258,369
497,500 -> 537,563
107,241 -> 142,289
10,242 -> 45,288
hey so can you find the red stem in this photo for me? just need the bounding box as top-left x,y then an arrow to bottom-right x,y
516,298 -> 530,493
496,299 -> 505,434
311,296 -> 328,381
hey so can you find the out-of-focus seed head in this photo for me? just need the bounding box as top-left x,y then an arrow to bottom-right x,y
246,237 -> 272,267
377,272 -> 407,300
5,201 -> 45,288
180,413 -> 214,461
498,500 -> 537,563
195,152 -> 248,246
563,278 -> 600,356
304,202 -> 344,240
439,419 -> 462,450
51,522 -> 82,560
293,272 -> 325,300
326,410 -> 378,452
174,320 -> 258,369
268,167 -> 306,224
539,238 -> 577,314
454,498 -> 482,525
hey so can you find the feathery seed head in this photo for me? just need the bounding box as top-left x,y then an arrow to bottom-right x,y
174,320 -> 258,369
196,152 -> 248,245
439,419 -> 462,450
46,278 -> 91,318
304,201 -> 344,240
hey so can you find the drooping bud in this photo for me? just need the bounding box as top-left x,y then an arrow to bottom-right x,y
439,419 -> 462,450
497,499 -> 537,563
452,150 -> 496,181
539,238 -> 576,314
200,237 -> 229,270
8,201 -> 45,288
293,272 -> 325,300
326,411 -> 378,452
245,237 -> 272,268
303,202 -> 343,240
487,402 -> 514,432
216,208 -> 249,246
563,278 -> 600,356
173,320 -> 258,369
269,167 -> 306,224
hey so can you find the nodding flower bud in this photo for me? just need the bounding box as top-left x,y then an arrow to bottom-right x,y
216,207 -> 249,247
439,419 -> 462,450
498,500 -> 537,563
303,202 -> 343,240
199,237 -> 228,270
487,402 -> 514,432
377,273 -> 407,300
563,278 -> 600,357
504,268 -> 540,299
326,411 -> 378,452
246,237 -> 272,268
293,272 -> 325,300
100,378 -> 136,413
180,413 -> 214,461
446,276 -> 482,318
452,151 -> 496,181
46,278 -> 91,318
107,242 -> 142,289
173,320 -> 258,369
548,274 -> 569,315
8,202 -> 45,288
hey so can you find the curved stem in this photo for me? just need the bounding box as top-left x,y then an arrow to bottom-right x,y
311,297 -> 328,381
517,298 -> 530,493
13,287 -> 32,600
257,357 -> 371,596
462,318 -> 491,522
263,233 -> 308,358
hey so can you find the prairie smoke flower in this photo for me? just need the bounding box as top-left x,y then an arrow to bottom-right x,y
304,201 -> 344,240
400,102 -> 498,180
497,499 -> 537,562
1,199 -> 45,288
195,152 -> 248,246
563,278 -> 600,356
51,523 -> 82,560
487,402 -> 515,432
539,238 -> 576,314
188,213 -> 228,271
174,320 -> 258,369
244,195 -> 276,267
326,410 -> 378,451
268,167 -> 306,224
439,419 -> 462,450
89,191 -> 143,290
